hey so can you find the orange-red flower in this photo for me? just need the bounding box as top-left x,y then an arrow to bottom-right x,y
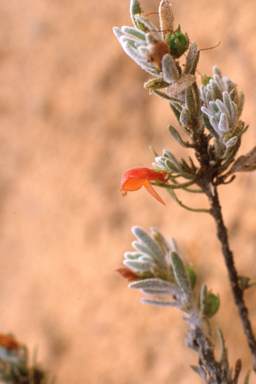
0,333 -> 20,350
120,167 -> 168,205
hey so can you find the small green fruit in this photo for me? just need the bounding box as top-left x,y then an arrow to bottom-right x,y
168,31 -> 189,58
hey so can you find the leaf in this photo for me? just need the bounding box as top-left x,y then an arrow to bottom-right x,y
244,370 -> 251,384
124,259 -> 152,272
124,251 -> 142,260
166,74 -> 196,97
129,278 -> 177,294
170,251 -> 193,302
153,90 -> 173,101
228,146 -> 256,174
202,114 -> 219,139
186,266 -> 197,289
183,42 -> 199,74
179,108 -> 190,128
132,227 -> 166,264
216,328 -> 229,370
144,78 -> 170,92
121,26 -> 146,41
130,0 -> 144,30
141,298 -> 178,307
199,284 -> 220,318
162,54 -> 179,83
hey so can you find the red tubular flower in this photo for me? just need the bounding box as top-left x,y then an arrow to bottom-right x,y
119,167 -> 168,205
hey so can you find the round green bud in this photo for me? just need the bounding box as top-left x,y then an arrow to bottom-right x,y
168,31 -> 189,59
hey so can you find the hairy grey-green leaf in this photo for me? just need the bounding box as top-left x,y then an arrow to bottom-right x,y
162,54 -> 179,83
216,328 -> 229,372
201,106 -> 213,119
144,78 -> 170,91
113,27 -> 124,40
120,35 -> 140,49
167,75 -> 196,97
214,138 -> 226,158
153,90 -> 173,100
216,99 -> 231,120
223,91 -> 232,117
202,115 -> 218,138
121,41 -> 155,74
132,241 -> 155,259
163,150 -> 182,170
183,42 -> 197,74
132,227 -> 166,267
141,298 -> 178,307
130,278 -> 176,293
210,79 -> 222,101
237,91 -> 244,117
228,146 -> 256,174
199,283 -> 207,316
189,50 -> 200,75
225,136 -> 237,148
124,251 -> 142,260
170,251 -> 192,301
183,43 -> 199,75
121,26 -> 146,41
151,227 -> 172,254
130,0 -> 143,28
165,159 -> 181,173
124,259 -> 152,271
169,102 -> 181,125
210,116 -> 220,132
170,101 -> 183,113
218,113 -> 229,133
168,125 -> 191,147
185,85 -> 198,116
180,108 -> 190,128
209,101 -> 219,114
213,66 -> 222,77
135,15 -> 160,34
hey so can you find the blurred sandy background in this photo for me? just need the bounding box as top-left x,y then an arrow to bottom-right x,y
1,0 -> 256,383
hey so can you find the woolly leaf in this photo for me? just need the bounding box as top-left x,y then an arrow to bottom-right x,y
130,0 -> 144,30
141,298 -> 178,307
162,54 -> 179,83
144,78 -> 170,91
228,146 -> 256,174
216,328 -> 229,370
132,227 -> 166,267
129,278 -> 177,294
170,251 -> 192,301
199,284 -> 220,318
219,113 -> 229,132
168,125 -> 191,147
180,108 -> 190,128
124,259 -> 152,271
202,114 -> 219,138
121,26 -> 146,41
166,74 -> 196,97
124,251 -> 143,260
186,266 -> 197,289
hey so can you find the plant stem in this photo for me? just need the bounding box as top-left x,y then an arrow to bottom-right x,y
209,187 -> 256,370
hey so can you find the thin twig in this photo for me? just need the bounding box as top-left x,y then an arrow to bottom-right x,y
209,187 -> 256,370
